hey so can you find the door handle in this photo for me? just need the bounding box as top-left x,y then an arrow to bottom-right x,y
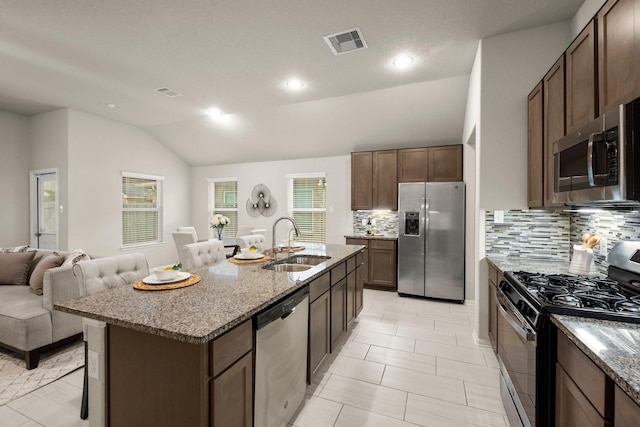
587,132 -> 599,186
424,198 -> 430,255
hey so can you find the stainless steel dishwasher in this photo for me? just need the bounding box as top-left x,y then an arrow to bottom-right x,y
254,287 -> 309,427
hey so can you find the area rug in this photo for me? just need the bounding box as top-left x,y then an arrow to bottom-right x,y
0,341 -> 84,405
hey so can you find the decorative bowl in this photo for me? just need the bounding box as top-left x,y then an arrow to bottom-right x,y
153,266 -> 179,281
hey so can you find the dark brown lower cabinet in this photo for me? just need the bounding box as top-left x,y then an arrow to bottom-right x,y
308,291 -> 330,380
355,264 -> 364,316
369,240 -> 397,290
346,270 -> 355,325
107,320 -> 253,427
555,364 -> 610,427
615,384 -> 640,426
211,352 -> 253,427
330,278 -> 346,350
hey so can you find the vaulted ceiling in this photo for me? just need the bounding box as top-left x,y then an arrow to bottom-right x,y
0,0 -> 583,166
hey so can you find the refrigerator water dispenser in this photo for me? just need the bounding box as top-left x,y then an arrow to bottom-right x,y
405,212 -> 420,235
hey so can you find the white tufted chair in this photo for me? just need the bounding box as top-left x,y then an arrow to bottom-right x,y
181,240 -> 226,270
173,232 -> 197,266
73,253 -> 149,419
236,234 -> 267,252
177,226 -> 198,241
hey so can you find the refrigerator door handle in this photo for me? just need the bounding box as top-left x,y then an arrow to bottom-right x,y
424,198 -> 430,255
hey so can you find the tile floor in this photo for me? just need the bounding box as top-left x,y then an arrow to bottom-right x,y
288,289 -> 510,427
0,289 -> 508,427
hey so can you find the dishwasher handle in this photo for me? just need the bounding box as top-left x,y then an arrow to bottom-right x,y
281,307 -> 295,320
255,287 -> 309,330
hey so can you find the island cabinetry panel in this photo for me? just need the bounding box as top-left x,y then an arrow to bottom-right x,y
351,152 -> 373,210
372,150 -> 398,210
308,272 -> 331,381
566,20 -> 598,133
555,330 -> 613,426
543,55 -> 566,208
598,0 -> 640,112
346,269 -> 356,326
330,262 -> 347,350
614,384 -> 640,426
528,82 -> 544,208
355,254 -> 364,316
107,319 -> 253,427
346,238 -> 369,284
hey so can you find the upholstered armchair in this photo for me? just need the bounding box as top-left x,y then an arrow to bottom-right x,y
236,234 -> 267,252
180,240 -> 226,270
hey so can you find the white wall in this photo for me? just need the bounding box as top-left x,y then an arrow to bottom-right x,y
479,21 -> 571,210
66,110 -> 191,267
191,155 -> 351,246
571,0 -> 607,37
30,109 -> 69,250
0,110 -> 30,246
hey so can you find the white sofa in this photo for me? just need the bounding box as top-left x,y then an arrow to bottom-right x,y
0,249 -> 84,369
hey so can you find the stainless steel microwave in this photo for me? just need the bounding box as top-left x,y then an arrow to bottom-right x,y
552,97 -> 640,206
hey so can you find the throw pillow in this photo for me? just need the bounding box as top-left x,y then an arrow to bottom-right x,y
0,252 -> 36,285
0,245 -> 29,253
29,253 -> 66,295
62,248 -> 90,267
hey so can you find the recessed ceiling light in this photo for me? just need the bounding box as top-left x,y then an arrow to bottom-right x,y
392,56 -> 414,69
286,79 -> 304,90
105,103 -> 118,108
205,108 -> 223,117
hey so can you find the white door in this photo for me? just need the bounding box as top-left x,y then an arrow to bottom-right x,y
30,170 -> 58,249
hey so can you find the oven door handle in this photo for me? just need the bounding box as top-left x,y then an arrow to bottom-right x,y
496,290 -> 537,344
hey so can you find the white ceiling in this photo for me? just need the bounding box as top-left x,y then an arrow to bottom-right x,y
0,0 -> 583,166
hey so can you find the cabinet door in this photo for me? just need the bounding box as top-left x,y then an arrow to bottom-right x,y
615,385 -> 640,427
427,145 -> 463,182
555,364 -> 610,427
211,351 -> 253,427
543,55 -> 566,207
346,270 -> 355,326
598,0 -> 639,112
309,291 -> 330,380
330,278 -> 346,350
355,264 -> 364,316
528,82 -> 544,208
373,150 -> 398,210
566,20 -> 597,133
369,240 -> 397,290
398,148 -> 428,182
346,238 -> 369,285
351,152 -> 373,210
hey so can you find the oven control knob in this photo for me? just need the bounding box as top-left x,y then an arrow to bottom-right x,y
501,282 -> 511,292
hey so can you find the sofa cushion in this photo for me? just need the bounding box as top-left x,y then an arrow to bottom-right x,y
62,248 -> 90,267
0,286 -> 52,351
0,245 -> 29,253
0,252 -> 36,285
29,253 -> 66,295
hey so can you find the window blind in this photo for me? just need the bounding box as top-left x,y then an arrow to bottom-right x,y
207,179 -> 238,238
122,172 -> 163,247
287,175 -> 326,243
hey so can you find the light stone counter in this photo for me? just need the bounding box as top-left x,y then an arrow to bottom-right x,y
55,243 -> 363,344
486,254 -> 603,277
552,314 -> 640,406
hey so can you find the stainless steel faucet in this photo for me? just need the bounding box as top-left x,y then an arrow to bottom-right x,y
272,217 -> 301,262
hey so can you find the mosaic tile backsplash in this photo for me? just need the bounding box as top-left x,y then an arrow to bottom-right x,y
486,209 -> 640,275
352,211 -> 399,236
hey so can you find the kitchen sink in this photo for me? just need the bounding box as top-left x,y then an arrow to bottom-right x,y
263,263 -> 312,272
286,255 -> 331,265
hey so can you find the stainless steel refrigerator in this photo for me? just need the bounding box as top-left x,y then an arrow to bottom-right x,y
398,182 -> 465,302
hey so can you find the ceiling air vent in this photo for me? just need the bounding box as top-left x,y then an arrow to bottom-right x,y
323,27 -> 368,55
154,87 -> 182,97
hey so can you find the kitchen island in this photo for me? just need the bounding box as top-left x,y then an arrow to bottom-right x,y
55,243 -> 364,427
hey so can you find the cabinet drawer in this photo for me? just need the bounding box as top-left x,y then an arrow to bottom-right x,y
346,238 -> 368,247
347,256 -> 356,273
331,262 -> 346,286
309,272 -> 330,302
557,331 -> 612,418
211,319 -> 252,377
370,239 -> 395,250
356,251 -> 363,267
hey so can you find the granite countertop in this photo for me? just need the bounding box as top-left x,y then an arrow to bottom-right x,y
486,254 -> 602,276
552,314 -> 640,406
55,243 -> 363,345
345,234 -> 398,240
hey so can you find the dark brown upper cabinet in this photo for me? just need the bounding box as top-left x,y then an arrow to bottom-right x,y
528,82 -> 544,208
543,55 -> 566,208
566,20 -> 598,133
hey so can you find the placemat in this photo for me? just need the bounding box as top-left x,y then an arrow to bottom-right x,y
133,274 -> 201,291
228,255 -> 272,265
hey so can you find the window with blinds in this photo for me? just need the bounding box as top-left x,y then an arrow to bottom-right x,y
207,178 -> 238,238
122,172 -> 164,247
287,174 -> 326,243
